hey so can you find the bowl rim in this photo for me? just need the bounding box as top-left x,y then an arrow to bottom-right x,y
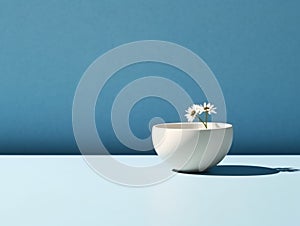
152,122 -> 232,131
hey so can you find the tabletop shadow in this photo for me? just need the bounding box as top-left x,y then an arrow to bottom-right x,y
173,165 -> 300,176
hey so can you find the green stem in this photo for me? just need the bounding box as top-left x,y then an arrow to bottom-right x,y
205,111 -> 208,128
196,115 -> 207,128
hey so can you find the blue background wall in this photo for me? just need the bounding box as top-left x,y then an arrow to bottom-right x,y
0,0 -> 299,154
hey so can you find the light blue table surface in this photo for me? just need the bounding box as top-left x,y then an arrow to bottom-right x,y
0,155 -> 299,226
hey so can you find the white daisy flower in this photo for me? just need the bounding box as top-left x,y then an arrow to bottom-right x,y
202,102 -> 217,115
185,104 -> 203,122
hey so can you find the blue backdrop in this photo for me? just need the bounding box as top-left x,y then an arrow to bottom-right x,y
0,0 -> 299,154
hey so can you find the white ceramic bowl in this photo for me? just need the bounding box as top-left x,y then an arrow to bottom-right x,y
152,122 -> 233,172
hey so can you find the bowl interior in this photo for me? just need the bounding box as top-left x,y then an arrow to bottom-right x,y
153,122 -> 232,130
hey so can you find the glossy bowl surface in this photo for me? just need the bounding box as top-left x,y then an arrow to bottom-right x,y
152,122 -> 233,172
